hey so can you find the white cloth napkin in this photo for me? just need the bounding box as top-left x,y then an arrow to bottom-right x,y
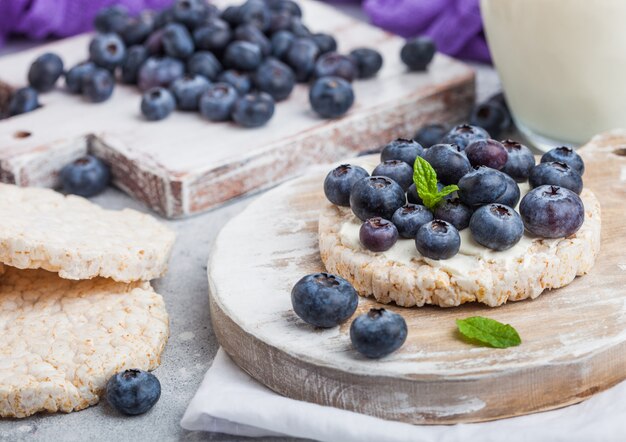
181,349 -> 626,442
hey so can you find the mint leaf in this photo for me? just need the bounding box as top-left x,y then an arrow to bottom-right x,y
456,316 -> 521,348
412,157 -> 460,210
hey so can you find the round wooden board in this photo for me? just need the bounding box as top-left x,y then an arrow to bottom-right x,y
208,131 -> 626,424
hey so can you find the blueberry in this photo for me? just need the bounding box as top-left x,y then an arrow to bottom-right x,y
323,164 -> 369,207
193,19 -> 233,53
105,369 -> 161,416
433,198 -> 472,230
254,58 -> 296,101
441,124 -> 489,150
285,38 -> 319,82
28,53 -> 64,92
415,219 -> 460,260
94,6 -> 130,34
381,138 -> 424,166
372,160 -> 414,190
497,172 -> 521,208
187,51 -> 222,81
138,57 -> 185,91
309,76 -> 354,119
8,87 -> 39,116
541,146 -> 585,176
89,33 -> 126,71
271,30 -> 295,59
121,45 -> 149,85
312,52 -> 356,82
82,68 -> 115,103
268,11 -> 296,34
392,204 -> 434,238
120,12 -> 155,46
520,185 -> 585,238
269,0 -> 302,17
234,24 -> 272,56
217,70 -> 252,95
231,92 -> 275,127
359,217 -> 399,252
350,308 -> 407,359
290,18 -> 312,38
153,7 -> 175,29
221,6 -> 243,27
162,23 -> 195,59
470,204 -> 524,251
400,36 -> 436,71
349,176 -> 406,221
500,139 -> 536,182
239,0 -> 272,32
199,82 -> 239,121
171,0 -> 210,28
422,144 -> 472,185
170,75 -> 211,111
457,167 -> 508,208
469,101 -> 508,139
141,87 -> 176,121
65,62 -> 97,94
224,41 -> 263,71
413,123 -> 447,148
349,48 -> 383,79
60,155 -> 111,197
291,273 -> 358,328
145,29 -> 166,56
529,162 -> 583,195
465,139 -> 508,170
312,33 -> 337,54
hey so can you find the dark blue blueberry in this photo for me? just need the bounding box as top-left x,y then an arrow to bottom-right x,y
470,100 -> 509,139
381,138 -> 424,166
94,5 -> 130,34
520,185 -> 584,238
120,11 -> 155,46
218,70 -> 252,95
170,75 -> 211,111
8,87 -> 39,116
372,160 -> 414,190
221,6 -> 243,27
422,143 -> 472,185
231,92 -> 275,127
465,139 -> 508,170
171,0 -> 210,28
121,45 -> 149,85
470,204 -> 524,251
28,53 -> 64,92
65,62 -> 97,94
234,24 -> 272,56
268,0 -> 302,17
239,0 -> 272,32
433,198 -> 472,231
268,10 -> 296,34
407,182 -> 446,205
349,48 -> 383,79
312,33 -> 337,54
162,23 -> 195,59
414,123 -> 447,148
89,33 -> 126,71
141,87 -> 176,121
501,139 -> 536,182
254,58 -> 295,101
457,167 -> 509,208
153,7 -> 174,29
82,68 -> 115,103
392,204 -> 434,238
187,51 -> 222,81
400,36 -> 436,71
285,37 -> 319,82
223,41 -> 263,71
529,162 -> 583,195
290,18 -> 312,38
199,82 -> 239,121
349,176 -> 406,221
415,219 -> 460,260
309,76 -> 354,119
350,308 -> 407,359
105,369 -> 161,416
441,124 -> 489,150
312,52 -> 356,82
323,164 -> 370,207
359,217 -> 399,252
60,155 -> 111,197
541,146 -> 585,176
291,273 -> 358,328
145,29 -> 165,56
138,56 -> 185,91
193,19 -> 233,53
271,30 -> 295,59
487,92 -> 514,131
496,172 -> 521,208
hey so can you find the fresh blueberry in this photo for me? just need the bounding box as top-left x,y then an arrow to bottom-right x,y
199,82 -> 239,121
269,0 -> 302,17
217,70 -> 252,95
60,155 -> 111,197
457,166 -> 509,208
350,308 -> 407,359
138,56 -> 185,91
187,51 -> 222,81
153,7 -> 175,29
145,29 -> 166,56
291,273 -> 358,328
469,204 -> 524,251
469,101 -> 508,139
121,45 -> 149,84
400,36 -> 436,71
89,33 -> 126,71
541,146 -> 585,176
239,0 -> 272,32
324,164 -> 370,207
372,160 -> 414,190
162,23 -> 195,59
28,53 -> 64,92
312,52 -> 356,82
359,217 -> 399,252
171,0 -> 210,28
193,19 -> 233,54
94,5 -> 130,34
65,62 -> 97,94
312,33 -> 337,54
141,87 -> 176,121
433,198 -> 472,230
271,30 -> 295,59
120,11 -> 155,46
234,24 -> 272,56
254,58 -> 296,101
221,5 -> 243,27
349,48 -> 383,79
170,75 -> 211,111
465,139 -> 508,170
422,144 -> 472,185
500,139 -> 536,182
231,92 -> 275,127
497,172 -> 521,208
290,17 -> 312,38
413,123 -> 447,148
529,162 -> 583,195
520,185 -> 585,238
309,76 -> 354,119
105,369 -> 161,416
486,92 -> 514,131
415,219 -> 460,260
381,138 -> 424,166
224,41 -> 263,71
8,87 -> 39,116
349,176 -> 406,221
441,124 -> 489,150
407,182 -> 445,205
285,37 -> 320,82
392,204 -> 434,238
268,10 -> 295,34
82,68 -> 115,103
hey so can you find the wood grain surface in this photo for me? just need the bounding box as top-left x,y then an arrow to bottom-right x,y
0,0 -> 475,218
208,130 -> 626,424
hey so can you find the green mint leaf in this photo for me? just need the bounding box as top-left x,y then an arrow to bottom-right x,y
456,316 -> 522,348
439,184 -> 459,198
413,156 -> 439,209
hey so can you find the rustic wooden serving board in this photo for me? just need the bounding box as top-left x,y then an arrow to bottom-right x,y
0,0 -> 474,218
208,130 -> 626,424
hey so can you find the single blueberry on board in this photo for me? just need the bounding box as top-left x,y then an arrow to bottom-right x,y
60,155 -> 111,197
141,87 -> 176,121
106,369 -> 161,416
28,53 -> 64,92
82,68 -> 115,103
350,308 -> 408,359
349,48 -> 383,79
231,92 -> 276,128
309,76 -> 354,119
400,36 -> 436,71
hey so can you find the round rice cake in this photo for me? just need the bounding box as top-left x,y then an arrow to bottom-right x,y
0,267 -> 169,418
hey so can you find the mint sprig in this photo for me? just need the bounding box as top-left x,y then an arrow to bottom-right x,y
413,156 -> 458,210
456,316 -> 522,348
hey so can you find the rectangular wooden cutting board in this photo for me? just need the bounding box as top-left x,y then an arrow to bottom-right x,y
0,0 -> 475,218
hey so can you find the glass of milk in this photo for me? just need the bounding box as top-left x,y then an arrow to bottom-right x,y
480,0 -> 626,150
